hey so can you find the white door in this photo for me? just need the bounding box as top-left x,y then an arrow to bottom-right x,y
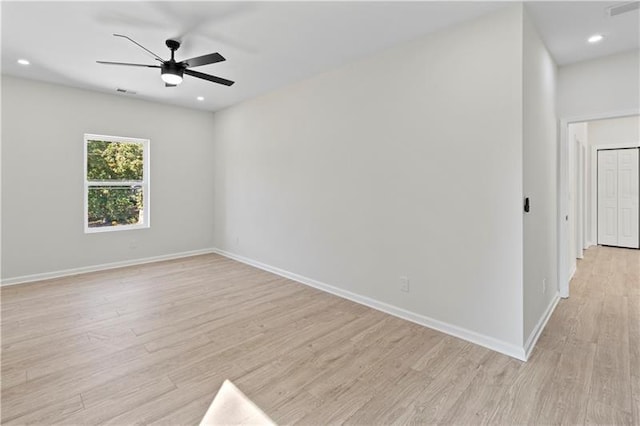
598,150 -> 619,246
617,149 -> 639,248
597,148 -> 640,248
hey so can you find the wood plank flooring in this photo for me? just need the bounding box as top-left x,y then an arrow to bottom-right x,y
1,245 -> 638,425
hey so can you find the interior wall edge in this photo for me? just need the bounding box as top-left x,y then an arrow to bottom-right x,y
522,5 -> 559,347
211,247 -> 528,362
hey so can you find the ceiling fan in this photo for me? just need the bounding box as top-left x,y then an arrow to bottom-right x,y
97,34 -> 234,87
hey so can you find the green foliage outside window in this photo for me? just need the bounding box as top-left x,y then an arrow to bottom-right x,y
87,140 -> 144,228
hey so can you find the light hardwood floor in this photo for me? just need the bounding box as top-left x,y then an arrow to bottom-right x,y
1,245 -> 638,425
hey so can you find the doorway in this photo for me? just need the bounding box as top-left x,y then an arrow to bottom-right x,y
558,113 -> 640,298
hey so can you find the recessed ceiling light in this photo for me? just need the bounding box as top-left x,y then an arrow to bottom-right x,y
17,59 -> 30,65
197,96 -> 204,101
588,34 -> 604,44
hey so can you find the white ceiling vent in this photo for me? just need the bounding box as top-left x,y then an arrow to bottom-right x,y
607,2 -> 640,17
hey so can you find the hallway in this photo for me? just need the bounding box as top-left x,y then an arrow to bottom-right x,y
536,245 -> 639,424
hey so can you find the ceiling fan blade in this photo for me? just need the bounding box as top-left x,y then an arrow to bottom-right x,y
182,52 -> 225,68
165,83 -> 177,87
97,61 -> 160,68
113,34 -> 165,63
184,69 -> 234,86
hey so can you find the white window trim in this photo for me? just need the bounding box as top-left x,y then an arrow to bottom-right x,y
84,133 -> 150,234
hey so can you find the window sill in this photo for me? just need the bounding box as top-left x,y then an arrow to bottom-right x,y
84,223 -> 149,234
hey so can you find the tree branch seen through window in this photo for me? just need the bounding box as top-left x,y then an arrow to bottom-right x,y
84,135 -> 149,233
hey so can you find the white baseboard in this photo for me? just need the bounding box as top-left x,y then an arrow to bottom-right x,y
524,292 -> 560,359
211,248 -> 527,361
0,248 -> 216,286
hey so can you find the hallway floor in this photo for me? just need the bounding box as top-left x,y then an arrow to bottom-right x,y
534,245 -> 639,424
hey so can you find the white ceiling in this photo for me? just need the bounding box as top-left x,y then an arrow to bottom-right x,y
2,1 -> 638,112
526,1 -> 640,65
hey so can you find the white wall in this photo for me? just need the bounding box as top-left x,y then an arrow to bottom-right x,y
1,76 -> 216,281
558,50 -> 640,119
522,12 -> 559,347
211,6 -> 526,352
588,115 -> 640,146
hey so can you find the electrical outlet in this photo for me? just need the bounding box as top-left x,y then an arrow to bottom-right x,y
542,278 -> 547,294
400,276 -> 410,293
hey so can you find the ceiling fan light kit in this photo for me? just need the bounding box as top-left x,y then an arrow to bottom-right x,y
161,62 -> 184,85
97,34 -> 234,88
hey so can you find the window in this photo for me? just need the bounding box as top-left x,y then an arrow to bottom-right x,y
84,134 -> 150,233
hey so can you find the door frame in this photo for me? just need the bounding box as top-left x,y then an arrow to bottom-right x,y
558,109 -> 639,298
577,139 -> 584,259
581,143 -> 589,251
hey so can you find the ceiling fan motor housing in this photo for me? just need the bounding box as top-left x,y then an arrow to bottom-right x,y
162,61 -> 184,75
